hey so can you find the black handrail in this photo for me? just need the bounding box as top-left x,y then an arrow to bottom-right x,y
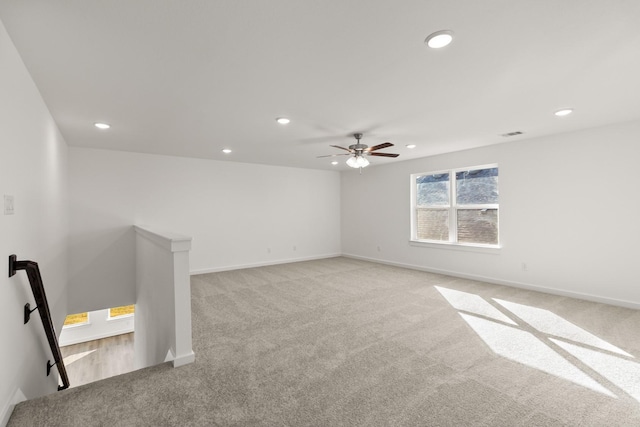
9,255 -> 70,391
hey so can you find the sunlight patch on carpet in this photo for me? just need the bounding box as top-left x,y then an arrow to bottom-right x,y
459,313 -> 616,397
435,286 -> 517,325
494,299 -> 632,357
435,286 -> 640,401
551,339 -> 640,402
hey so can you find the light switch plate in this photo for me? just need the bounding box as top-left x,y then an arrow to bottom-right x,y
4,195 -> 14,215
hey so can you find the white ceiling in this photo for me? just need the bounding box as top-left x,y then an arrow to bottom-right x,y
2,0 -> 640,170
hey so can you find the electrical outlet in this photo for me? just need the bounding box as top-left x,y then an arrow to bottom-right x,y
521,262 -> 528,272
377,246 -> 381,252
293,246 -> 297,251
4,195 -> 14,215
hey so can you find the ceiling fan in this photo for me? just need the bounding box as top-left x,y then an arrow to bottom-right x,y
317,133 -> 399,169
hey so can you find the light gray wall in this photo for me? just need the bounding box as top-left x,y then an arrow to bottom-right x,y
68,147 -> 342,313
341,120 -> 640,307
0,19 -> 69,422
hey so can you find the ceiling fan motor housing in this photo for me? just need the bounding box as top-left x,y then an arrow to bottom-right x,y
350,133 -> 367,152
349,144 -> 368,152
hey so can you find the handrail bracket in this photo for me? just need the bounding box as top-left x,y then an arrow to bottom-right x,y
8,254 -> 17,277
24,302 -> 38,324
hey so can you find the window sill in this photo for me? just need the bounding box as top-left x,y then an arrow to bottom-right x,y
107,314 -> 134,321
409,240 -> 501,254
62,322 -> 91,329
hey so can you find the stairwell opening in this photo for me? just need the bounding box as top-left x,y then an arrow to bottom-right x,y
59,305 -> 135,388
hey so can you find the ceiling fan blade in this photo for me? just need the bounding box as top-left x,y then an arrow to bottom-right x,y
366,142 -> 394,152
317,153 -> 350,158
369,152 -> 400,157
330,145 -> 354,153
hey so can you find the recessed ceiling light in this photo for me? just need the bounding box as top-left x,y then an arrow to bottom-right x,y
331,161 -> 338,165
501,131 -> 524,137
554,109 -> 573,117
425,30 -> 454,49
406,144 -> 417,149
276,117 -> 290,125
222,149 -> 232,154
94,122 -> 110,130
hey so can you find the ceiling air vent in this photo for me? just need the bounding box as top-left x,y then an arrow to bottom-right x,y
501,131 -> 524,137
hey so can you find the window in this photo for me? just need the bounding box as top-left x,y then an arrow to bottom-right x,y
412,165 -> 499,246
108,305 -> 135,319
63,312 -> 89,327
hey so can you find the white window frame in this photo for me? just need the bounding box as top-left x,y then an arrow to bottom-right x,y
107,305 -> 135,321
410,164 -> 500,250
62,312 -> 91,329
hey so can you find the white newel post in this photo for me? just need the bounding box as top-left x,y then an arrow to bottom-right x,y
171,241 -> 196,367
134,226 -> 195,369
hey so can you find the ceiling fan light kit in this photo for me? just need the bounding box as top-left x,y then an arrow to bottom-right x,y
346,155 -> 370,168
318,133 -> 400,171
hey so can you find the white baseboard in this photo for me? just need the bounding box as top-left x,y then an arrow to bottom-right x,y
342,253 -> 640,310
1,388 -> 26,427
190,253 -> 342,275
0,401 -> 11,427
172,351 -> 195,368
163,347 -> 195,367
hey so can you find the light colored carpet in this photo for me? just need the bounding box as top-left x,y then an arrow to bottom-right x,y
8,257 -> 640,426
